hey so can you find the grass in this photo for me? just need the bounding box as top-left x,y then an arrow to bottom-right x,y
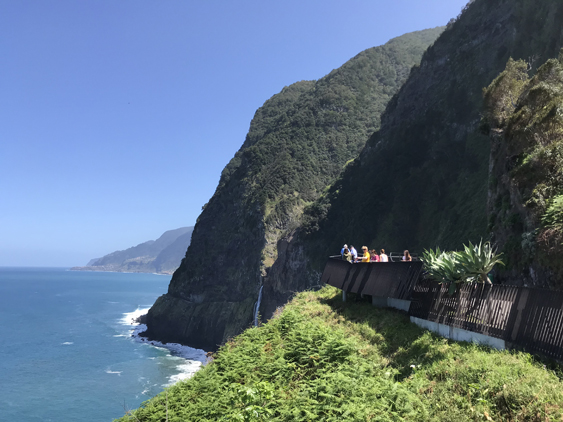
116,286 -> 563,421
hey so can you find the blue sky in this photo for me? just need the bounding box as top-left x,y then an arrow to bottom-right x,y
0,0 -> 469,266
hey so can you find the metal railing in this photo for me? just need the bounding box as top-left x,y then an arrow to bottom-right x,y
321,257 -> 423,300
322,257 -> 563,360
409,280 -> 563,360
330,253 -> 420,262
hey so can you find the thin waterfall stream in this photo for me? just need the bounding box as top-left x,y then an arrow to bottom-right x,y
253,285 -> 263,327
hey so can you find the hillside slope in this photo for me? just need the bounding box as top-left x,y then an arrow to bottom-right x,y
118,287 -> 563,422
265,0 -> 563,318
72,227 -> 193,274
144,28 -> 443,351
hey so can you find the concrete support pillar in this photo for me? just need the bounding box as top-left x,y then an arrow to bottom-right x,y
372,296 -> 388,307
342,291 -> 347,302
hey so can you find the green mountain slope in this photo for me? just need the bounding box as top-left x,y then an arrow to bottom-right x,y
266,0 -> 563,312
144,28 -> 443,351
117,287 -> 563,421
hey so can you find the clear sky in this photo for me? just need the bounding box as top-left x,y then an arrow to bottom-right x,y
0,0 -> 469,267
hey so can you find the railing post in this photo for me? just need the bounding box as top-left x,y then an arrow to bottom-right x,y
509,288 -> 529,342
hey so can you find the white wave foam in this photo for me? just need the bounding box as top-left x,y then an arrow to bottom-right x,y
105,370 -> 122,375
166,360 -> 204,385
131,323 -> 207,385
121,307 -> 151,326
61,342 -> 74,345
121,306 -> 208,386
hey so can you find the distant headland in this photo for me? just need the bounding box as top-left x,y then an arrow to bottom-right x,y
71,226 -> 193,275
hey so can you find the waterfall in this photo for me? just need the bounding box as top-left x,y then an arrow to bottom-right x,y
253,285 -> 264,327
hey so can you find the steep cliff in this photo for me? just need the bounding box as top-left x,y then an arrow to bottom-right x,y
484,54 -> 563,288
265,0 -> 563,318
144,28 -> 443,351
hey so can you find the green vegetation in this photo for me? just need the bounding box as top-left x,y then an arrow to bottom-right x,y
422,241 -> 504,294
483,51 -> 563,285
147,0 -> 563,353
288,0 -> 563,291
211,27 -> 445,273
146,28 -> 444,350
118,287 -> 563,421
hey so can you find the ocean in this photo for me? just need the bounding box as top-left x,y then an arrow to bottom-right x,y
0,267 -> 206,422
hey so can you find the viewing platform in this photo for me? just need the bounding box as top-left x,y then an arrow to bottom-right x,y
320,257 -> 423,310
320,256 -> 563,361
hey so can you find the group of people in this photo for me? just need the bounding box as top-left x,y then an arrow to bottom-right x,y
340,244 -> 412,263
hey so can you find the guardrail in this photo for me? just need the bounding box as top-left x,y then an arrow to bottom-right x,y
409,280 -> 517,339
321,257 -> 563,361
320,258 -> 423,300
329,253 -> 420,262
410,280 -> 563,360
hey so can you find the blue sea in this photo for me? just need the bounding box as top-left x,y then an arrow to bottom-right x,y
0,267 -> 206,422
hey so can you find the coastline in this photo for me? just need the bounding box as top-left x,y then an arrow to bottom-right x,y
122,308 -> 208,384
0,268 -> 190,421
70,266 -> 174,275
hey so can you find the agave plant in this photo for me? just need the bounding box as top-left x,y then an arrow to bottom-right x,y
421,247 -> 444,279
455,240 -> 504,284
422,247 -> 468,285
422,241 -> 504,294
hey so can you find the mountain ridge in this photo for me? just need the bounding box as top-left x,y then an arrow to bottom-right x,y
72,227 -> 193,275
143,28 -> 444,351
264,0 -> 563,319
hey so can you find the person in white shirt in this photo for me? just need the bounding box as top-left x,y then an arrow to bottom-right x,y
350,246 -> 358,262
379,248 -> 389,262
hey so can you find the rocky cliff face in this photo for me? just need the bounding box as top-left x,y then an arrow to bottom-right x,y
265,0 -> 563,317
484,54 -> 563,288
144,28 -> 443,351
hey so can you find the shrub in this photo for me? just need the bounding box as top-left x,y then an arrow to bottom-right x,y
423,240 -> 504,293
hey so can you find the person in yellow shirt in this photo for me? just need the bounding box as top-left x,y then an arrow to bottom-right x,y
361,246 -> 370,263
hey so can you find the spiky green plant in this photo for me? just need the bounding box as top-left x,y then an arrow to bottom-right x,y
422,241 -> 504,294
456,240 -> 504,284
422,248 -> 468,285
